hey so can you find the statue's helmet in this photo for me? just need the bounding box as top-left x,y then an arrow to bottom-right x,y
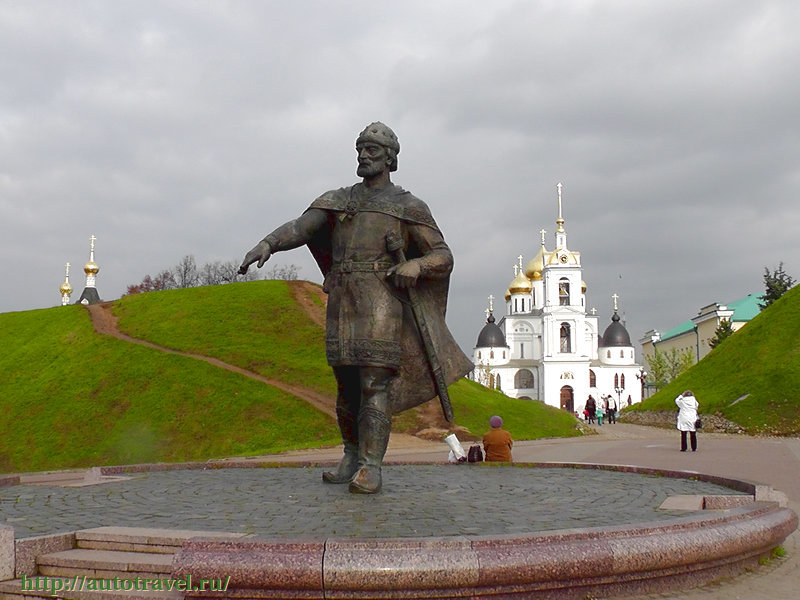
356,122 -> 400,172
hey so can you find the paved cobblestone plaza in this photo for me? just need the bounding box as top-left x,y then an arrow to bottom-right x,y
0,465 -> 745,539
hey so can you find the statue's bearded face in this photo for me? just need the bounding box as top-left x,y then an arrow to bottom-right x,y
356,142 -> 391,178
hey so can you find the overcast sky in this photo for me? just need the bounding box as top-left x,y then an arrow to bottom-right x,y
2,0 -> 798,356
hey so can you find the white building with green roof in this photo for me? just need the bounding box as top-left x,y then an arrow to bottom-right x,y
640,293 -> 761,367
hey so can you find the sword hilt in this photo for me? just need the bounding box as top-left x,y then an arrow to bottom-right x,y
385,230 -> 404,256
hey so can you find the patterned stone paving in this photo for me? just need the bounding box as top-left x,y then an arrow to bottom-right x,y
0,465 -> 744,539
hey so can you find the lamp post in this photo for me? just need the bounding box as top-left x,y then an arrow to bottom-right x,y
636,369 -> 648,401
615,385 -> 624,409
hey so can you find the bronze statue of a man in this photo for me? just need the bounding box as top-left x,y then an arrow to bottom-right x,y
239,122 -> 471,493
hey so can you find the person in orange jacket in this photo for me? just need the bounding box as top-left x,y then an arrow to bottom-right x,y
482,415 -> 513,462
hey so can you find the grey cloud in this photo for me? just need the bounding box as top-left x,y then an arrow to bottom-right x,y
2,0 -> 799,358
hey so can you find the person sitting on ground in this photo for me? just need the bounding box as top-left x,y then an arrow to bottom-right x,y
482,415 -> 513,462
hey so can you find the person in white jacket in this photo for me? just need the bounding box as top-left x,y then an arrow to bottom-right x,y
675,390 -> 699,452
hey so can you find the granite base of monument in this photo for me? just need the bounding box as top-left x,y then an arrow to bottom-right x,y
1,462 -> 795,599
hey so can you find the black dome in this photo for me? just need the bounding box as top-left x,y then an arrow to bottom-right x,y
600,312 -> 631,347
476,313 -> 508,348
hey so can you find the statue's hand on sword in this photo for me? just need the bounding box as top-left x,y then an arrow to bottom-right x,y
385,230 -> 454,423
386,260 -> 421,288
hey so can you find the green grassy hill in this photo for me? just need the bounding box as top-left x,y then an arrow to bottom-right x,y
0,281 -> 581,473
627,284 -> 800,435
0,302 -> 340,473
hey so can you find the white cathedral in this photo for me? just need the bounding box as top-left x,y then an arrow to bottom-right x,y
471,184 -> 643,417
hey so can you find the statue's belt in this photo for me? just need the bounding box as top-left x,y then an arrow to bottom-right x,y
329,260 -> 393,274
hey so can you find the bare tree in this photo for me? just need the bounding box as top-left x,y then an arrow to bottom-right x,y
127,255 -> 265,294
264,264 -> 300,281
218,259 -> 258,283
200,259 -> 260,285
172,255 -> 200,289
199,260 -> 225,286
126,270 -> 176,295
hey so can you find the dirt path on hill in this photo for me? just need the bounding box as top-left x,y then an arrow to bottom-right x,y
288,280 -> 327,327
86,301 -> 337,419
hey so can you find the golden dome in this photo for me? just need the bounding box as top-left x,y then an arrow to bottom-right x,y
508,270 -> 532,295
84,260 -> 99,275
524,246 -> 549,280
504,289 -> 511,302
581,280 -> 587,294
60,280 -> 73,295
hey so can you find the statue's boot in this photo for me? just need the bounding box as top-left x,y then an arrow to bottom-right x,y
322,401 -> 359,484
349,405 -> 391,494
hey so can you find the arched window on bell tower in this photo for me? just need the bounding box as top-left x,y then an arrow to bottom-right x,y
560,322 -> 572,353
559,278 -> 570,306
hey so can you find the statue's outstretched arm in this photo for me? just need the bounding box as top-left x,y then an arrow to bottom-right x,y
238,208 -> 327,274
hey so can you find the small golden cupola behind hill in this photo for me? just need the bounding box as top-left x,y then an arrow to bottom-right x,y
59,262 -> 73,306
77,235 -> 102,305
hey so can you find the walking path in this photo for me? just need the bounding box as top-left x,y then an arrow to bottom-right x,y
86,301 -> 337,418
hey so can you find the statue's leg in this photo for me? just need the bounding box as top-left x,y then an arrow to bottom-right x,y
323,366 -> 361,484
349,366 -> 393,494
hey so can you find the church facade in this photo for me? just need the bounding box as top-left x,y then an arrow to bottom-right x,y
471,185 -> 643,417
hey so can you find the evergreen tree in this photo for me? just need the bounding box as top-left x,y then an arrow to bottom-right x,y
708,319 -> 735,349
759,262 -> 795,308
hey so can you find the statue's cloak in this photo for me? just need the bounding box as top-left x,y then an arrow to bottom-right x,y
304,184 -> 473,415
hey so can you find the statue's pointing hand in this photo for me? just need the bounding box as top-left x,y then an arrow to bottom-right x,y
238,240 -> 272,275
387,260 -> 421,289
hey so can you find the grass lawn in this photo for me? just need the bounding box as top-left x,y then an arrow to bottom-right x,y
0,305 -> 338,473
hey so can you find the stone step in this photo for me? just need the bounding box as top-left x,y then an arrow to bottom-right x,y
2,527 -> 245,600
36,549 -> 172,579
75,526 -> 246,554
0,577 -> 181,600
